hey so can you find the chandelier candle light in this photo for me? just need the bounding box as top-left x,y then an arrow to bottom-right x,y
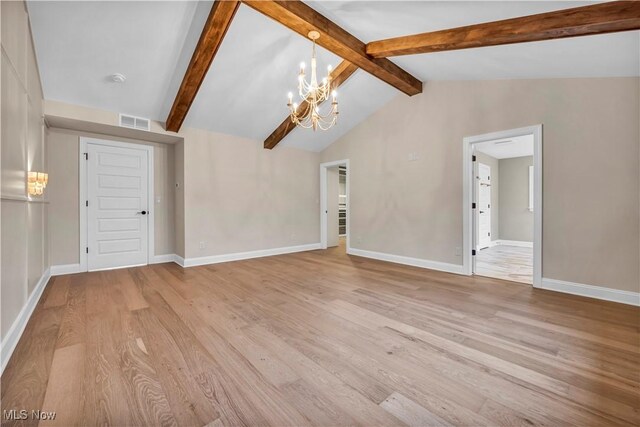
27,171 -> 48,196
287,31 -> 338,131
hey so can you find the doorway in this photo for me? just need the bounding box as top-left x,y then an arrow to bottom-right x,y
79,137 -> 154,272
463,126 -> 542,286
320,159 -> 350,252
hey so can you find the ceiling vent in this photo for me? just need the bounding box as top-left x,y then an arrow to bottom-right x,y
119,113 -> 150,132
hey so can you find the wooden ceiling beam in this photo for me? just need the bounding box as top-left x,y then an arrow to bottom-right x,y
242,0 -> 422,96
264,60 -> 358,149
165,0 -> 240,132
366,1 -> 640,58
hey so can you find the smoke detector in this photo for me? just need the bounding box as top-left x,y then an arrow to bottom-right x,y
110,73 -> 126,83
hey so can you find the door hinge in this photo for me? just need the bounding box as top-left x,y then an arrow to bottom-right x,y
472,155 -> 476,162
472,202 -> 476,209
472,249 -> 476,256
85,200 -> 88,207
86,247 -> 89,254
84,152 -> 88,160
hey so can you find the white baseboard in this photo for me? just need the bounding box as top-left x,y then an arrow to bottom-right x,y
52,255 -> 179,272
151,254 -> 178,264
182,243 -> 322,268
1,267 -> 51,374
50,263 -> 82,276
174,255 -> 186,267
495,240 -> 533,248
477,240 -> 498,250
539,277 -> 639,306
348,248 -> 465,275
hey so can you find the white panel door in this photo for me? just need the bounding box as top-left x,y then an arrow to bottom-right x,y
87,143 -> 149,271
477,163 -> 492,250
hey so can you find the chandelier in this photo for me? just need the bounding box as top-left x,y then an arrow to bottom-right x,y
287,31 -> 338,131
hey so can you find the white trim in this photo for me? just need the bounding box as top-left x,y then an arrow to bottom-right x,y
151,254 -> 178,264
540,278 -> 640,306
348,248 -> 465,275
182,243 -> 322,268
1,268 -> 51,374
174,255 -> 186,267
320,159 -> 350,251
463,125 -> 542,287
50,263 -> 82,276
495,240 -> 534,248
476,240 -> 499,249
79,139 -> 87,272
79,137 -> 155,272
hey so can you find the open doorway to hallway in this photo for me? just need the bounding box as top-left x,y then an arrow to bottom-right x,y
463,126 -> 542,286
474,135 -> 534,284
321,160 -> 350,254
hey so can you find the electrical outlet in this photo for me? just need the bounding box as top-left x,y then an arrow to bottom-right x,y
199,241 -> 206,250
408,152 -> 419,161
454,246 -> 462,256
356,236 -> 363,244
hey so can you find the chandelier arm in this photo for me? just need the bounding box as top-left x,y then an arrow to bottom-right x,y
312,102 -> 337,120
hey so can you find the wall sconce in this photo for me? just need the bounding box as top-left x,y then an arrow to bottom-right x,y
27,171 -> 48,196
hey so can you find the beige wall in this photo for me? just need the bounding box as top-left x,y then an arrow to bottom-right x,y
46,130 -> 78,265
42,103 -> 321,262
321,78 -> 639,293
1,0 -> 48,339
174,141 -> 185,257
499,156 -> 533,242
46,128 -> 176,265
182,128 -> 320,259
475,152 -> 500,242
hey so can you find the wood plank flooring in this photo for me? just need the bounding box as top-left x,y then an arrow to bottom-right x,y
2,245 -> 639,426
476,244 -> 533,284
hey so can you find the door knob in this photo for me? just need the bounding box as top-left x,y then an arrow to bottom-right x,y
137,210 -> 147,215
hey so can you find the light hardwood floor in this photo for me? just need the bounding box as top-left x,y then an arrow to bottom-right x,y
475,244 -> 533,284
2,246 -> 639,426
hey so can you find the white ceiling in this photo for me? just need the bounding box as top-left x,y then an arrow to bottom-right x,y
27,1 -> 640,152
27,1 -> 199,121
475,134 -> 534,159
308,1 -> 640,81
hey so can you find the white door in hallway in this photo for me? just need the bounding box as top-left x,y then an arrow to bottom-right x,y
477,163 -> 491,250
87,142 -> 150,271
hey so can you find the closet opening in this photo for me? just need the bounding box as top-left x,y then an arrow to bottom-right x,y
320,160 -> 350,253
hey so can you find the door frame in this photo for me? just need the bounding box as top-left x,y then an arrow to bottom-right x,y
79,137 -> 155,272
462,125 -> 542,287
320,159 -> 350,251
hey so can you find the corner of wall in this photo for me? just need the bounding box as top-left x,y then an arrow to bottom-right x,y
174,140 -> 185,258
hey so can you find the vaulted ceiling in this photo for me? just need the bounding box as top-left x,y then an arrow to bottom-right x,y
27,1 -> 640,152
